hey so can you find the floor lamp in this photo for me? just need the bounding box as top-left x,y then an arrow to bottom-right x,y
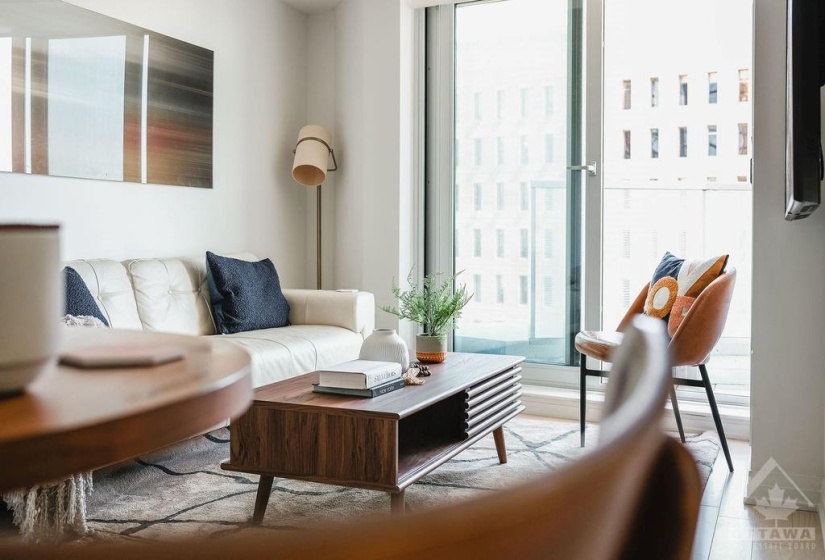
292,125 -> 337,289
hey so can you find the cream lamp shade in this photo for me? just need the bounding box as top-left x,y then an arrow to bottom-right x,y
292,125 -> 335,186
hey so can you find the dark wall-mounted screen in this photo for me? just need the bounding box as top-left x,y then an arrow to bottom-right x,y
785,0 -> 823,220
0,0 -> 214,188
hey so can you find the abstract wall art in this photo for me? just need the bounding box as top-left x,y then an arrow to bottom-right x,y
0,0 -> 214,188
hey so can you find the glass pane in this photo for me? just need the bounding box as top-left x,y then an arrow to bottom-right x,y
603,0 -> 753,397
454,0 -> 580,365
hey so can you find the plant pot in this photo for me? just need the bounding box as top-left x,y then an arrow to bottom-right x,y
359,329 -> 410,372
415,334 -> 446,364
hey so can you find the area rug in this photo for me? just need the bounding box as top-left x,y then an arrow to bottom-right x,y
86,416 -> 720,541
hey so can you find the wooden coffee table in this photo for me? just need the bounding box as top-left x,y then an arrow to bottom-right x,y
221,352 -> 524,523
0,328 -> 252,494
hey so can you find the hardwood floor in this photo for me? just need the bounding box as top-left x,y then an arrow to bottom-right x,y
694,438 -> 825,560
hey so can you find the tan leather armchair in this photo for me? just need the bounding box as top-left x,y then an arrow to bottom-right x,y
575,268 -> 737,472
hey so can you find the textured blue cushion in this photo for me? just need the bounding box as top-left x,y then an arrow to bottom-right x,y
205,252 -> 290,334
64,267 -> 109,326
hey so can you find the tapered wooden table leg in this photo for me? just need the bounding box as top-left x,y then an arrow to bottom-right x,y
390,490 -> 406,515
493,426 -> 508,464
252,475 -> 274,525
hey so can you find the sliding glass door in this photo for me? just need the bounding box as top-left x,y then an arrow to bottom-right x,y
426,0 -> 752,402
427,0 -> 587,369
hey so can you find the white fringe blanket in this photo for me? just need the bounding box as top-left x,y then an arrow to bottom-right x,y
3,473 -> 93,543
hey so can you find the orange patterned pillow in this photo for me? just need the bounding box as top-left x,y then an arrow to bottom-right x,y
644,252 -> 728,332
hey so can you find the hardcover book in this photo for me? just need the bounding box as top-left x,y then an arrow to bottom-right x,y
312,378 -> 406,398
317,359 -> 402,389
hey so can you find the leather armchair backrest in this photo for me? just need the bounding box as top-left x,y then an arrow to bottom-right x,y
670,268 -> 737,367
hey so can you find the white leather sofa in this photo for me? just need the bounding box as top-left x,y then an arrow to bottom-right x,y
64,253 -> 375,387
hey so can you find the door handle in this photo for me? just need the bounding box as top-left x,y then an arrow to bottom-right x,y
567,161 -> 597,176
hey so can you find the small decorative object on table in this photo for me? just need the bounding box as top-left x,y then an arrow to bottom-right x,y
403,362 -> 431,385
381,269 -> 472,364
359,329 -> 410,372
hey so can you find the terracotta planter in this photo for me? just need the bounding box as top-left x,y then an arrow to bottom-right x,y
415,334 -> 446,363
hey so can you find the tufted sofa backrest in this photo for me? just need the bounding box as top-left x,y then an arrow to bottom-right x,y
64,253 -> 258,336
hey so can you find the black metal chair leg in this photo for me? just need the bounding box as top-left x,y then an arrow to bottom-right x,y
699,364 -> 734,473
580,357 -> 587,447
669,384 -> 686,443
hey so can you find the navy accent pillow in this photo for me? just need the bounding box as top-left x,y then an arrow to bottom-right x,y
650,252 -> 684,286
64,267 -> 109,327
205,252 -> 290,334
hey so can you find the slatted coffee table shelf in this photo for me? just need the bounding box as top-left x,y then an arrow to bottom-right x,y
220,352 -> 524,522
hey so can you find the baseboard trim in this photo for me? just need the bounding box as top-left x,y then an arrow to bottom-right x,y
744,463 -> 822,513
521,383 -> 751,441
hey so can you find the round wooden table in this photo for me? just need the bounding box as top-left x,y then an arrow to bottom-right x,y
0,328 -> 252,493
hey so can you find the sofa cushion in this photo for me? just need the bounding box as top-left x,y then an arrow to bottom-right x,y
126,257 -> 215,336
217,325 -> 362,387
206,252 -> 290,334
62,259 -> 143,329
64,267 -> 109,326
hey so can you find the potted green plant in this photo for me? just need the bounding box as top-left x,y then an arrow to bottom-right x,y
381,269 -> 472,363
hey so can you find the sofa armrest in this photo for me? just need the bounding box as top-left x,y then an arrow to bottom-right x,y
282,289 -> 375,339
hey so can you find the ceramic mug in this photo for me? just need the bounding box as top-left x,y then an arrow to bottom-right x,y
0,225 -> 61,394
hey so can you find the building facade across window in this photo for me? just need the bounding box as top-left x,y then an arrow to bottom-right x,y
738,122 -> 748,155
623,130 -> 631,159
708,72 -> 718,104
708,125 -> 717,156
622,79 -> 631,109
739,68 -> 749,102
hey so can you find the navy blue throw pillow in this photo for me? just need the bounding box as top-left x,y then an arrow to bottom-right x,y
64,267 -> 109,326
205,252 -> 290,334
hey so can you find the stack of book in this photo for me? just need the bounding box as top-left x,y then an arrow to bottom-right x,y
312,359 -> 404,398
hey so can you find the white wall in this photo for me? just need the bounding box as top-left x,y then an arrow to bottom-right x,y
305,11 -> 336,289
750,0 -> 825,502
328,0 -> 416,331
0,0 -> 312,288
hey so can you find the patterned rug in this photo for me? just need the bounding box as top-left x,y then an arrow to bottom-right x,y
87,415 -> 720,541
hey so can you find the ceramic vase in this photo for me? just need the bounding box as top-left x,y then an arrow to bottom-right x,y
359,329 -> 410,372
0,224 -> 61,395
415,334 -> 447,364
